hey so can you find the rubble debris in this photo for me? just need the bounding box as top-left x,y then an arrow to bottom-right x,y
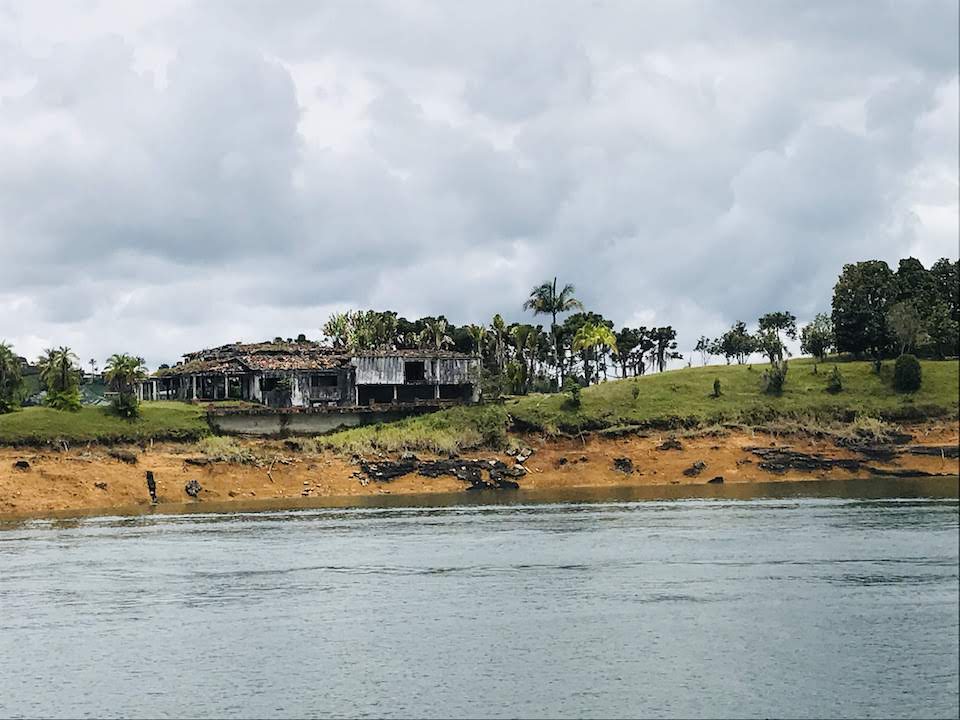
657,438 -> 683,451
845,444 -> 900,461
184,479 -> 203,497
747,447 -> 861,474
108,449 -> 138,465
865,466 -> 955,478
184,457 -> 211,466
94,482 -> 108,490
612,457 -> 634,474
707,476 -> 724,484
683,460 -> 707,477
515,447 -> 535,464
13,460 -> 30,471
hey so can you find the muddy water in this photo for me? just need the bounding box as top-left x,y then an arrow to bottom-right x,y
1,478 -> 957,718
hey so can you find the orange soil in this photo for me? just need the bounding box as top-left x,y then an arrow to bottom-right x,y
1,421 -> 957,520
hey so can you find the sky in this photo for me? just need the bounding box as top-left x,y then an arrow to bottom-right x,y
1,0 -> 958,369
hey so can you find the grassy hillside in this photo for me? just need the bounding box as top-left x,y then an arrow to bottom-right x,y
320,358 -> 959,453
0,402 -> 208,445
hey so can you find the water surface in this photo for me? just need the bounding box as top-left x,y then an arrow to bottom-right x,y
1,478 -> 957,718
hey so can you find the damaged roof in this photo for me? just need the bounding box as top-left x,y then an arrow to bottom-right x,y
155,340 -> 475,377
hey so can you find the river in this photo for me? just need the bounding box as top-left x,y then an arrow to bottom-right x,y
1,477 -> 957,719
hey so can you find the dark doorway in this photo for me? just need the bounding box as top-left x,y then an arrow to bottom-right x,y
404,361 -> 426,383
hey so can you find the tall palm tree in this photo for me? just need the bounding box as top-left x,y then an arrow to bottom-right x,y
489,314 -> 508,372
523,277 -> 584,385
466,324 -> 487,358
37,346 -> 79,393
104,354 -> 147,395
422,318 -> 454,350
0,341 -> 24,412
572,323 -> 618,385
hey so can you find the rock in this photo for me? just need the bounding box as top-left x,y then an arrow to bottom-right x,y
657,438 -> 683,451
400,451 -> 418,462
184,479 -> 203,497
108,449 -> 138,465
578,455 -> 589,463
707,476 -> 724,484
505,448 -> 518,457
515,447 -> 535,464
511,464 -> 528,476
145,471 -> 157,503
747,447 -> 861,474
557,457 -> 569,466
683,460 -> 707,477
94,481 -> 108,490
612,457 -> 634,474
13,460 -> 30,471
905,445 -> 960,459
228,490 -> 238,497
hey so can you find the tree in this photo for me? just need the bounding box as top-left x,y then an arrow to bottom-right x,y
105,353 -> 147,418
886,301 -> 924,356
572,322 -> 617,385
800,313 -> 834,361
758,311 -> 798,343
694,336 -> 713,366
895,257 -> 937,308
651,326 -> 681,373
322,312 -> 352,348
755,328 -> 788,364
718,321 -> 755,365
523,277 -> 583,384
466,324 -> 487,357
924,303 -> 959,359
488,314 -> 509,373
0,341 -> 24,413
420,318 -> 454,350
614,328 -> 643,378
831,260 -> 898,358
37,346 -> 81,411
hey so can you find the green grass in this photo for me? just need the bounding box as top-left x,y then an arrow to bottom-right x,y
320,358 -> 959,452
0,401 -> 208,445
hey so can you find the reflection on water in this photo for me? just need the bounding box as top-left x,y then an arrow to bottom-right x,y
0,478 -> 957,719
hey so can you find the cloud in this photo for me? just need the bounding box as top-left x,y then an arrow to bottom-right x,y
0,0 -> 956,367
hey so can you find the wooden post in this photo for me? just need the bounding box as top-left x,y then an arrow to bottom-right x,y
393,385 -> 398,403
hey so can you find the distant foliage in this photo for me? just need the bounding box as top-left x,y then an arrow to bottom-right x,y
761,360 -> 789,395
826,366 -> 843,394
800,313 -> 834,361
893,354 -> 922,392
0,341 -> 24,414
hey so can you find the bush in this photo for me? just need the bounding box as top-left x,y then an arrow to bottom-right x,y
893,354 -> 922,392
826,366 -> 843,394
761,360 -> 788,395
562,376 -> 582,410
111,393 -> 141,419
712,378 -> 722,397
45,388 -> 82,411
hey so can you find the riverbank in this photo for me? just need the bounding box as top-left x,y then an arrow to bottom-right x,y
2,419 -> 956,519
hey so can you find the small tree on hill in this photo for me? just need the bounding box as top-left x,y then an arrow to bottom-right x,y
37,346 -> 81,411
105,354 -> 148,418
0,341 -> 25,413
800,313 -> 834,361
886,301 -> 924,356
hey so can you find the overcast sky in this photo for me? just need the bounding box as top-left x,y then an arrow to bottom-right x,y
1,0 -> 957,369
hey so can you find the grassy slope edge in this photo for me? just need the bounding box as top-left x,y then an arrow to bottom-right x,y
319,358 -> 959,454
0,402 -> 208,445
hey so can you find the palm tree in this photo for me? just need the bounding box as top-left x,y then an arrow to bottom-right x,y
572,323 -> 618,385
105,354 -> 147,395
37,346 -> 79,393
422,318 -> 454,350
0,341 -> 24,412
489,314 -> 508,372
466,324 -> 487,358
523,277 -> 584,385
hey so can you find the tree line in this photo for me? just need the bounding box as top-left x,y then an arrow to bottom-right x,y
692,257 -> 958,370
320,279 -> 681,396
1,256 -> 956,414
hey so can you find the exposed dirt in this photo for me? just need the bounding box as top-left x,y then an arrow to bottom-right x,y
1,420 -> 957,520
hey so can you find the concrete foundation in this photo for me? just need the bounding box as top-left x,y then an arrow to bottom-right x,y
207,406 -> 436,437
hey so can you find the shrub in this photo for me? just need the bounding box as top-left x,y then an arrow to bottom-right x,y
45,388 -> 82,411
761,360 -> 788,395
826,366 -> 843,394
893,354 -> 922,392
631,384 -> 640,401
111,393 -> 141,419
712,378 -> 722,397
562,376 -> 582,410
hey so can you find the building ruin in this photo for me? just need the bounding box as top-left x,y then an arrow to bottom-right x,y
139,340 -> 480,409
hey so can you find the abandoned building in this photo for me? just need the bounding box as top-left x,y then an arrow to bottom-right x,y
139,340 -> 481,409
